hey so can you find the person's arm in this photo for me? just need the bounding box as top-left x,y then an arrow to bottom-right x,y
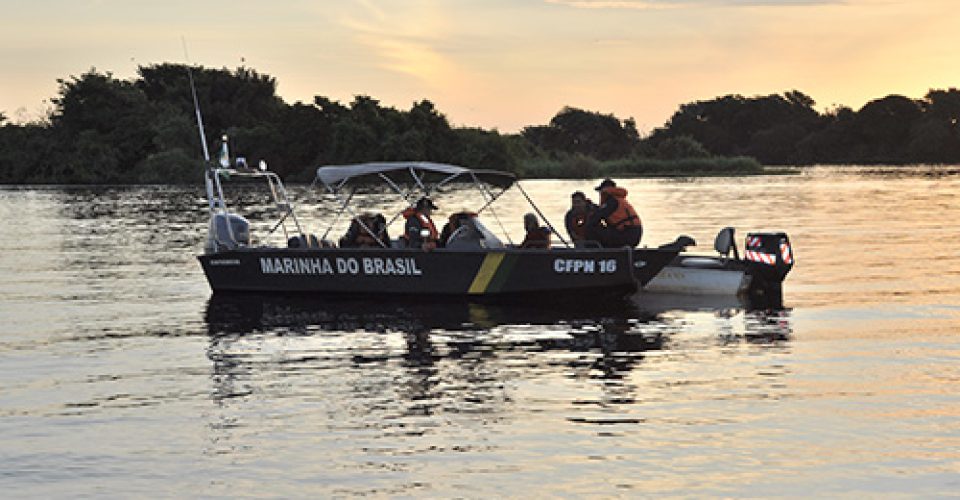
565,210 -> 576,241
586,198 -> 617,227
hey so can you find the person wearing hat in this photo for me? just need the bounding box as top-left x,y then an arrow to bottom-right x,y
401,196 -> 440,250
584,178 -> 642,248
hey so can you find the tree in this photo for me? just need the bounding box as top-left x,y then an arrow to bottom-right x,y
911,88 -> 960,162
50,69 -> 157,182
854,95 -> 922,162
137,63 -> 284,154
452,128 -> 519,173
655,135 -> 710,160
521,107 -> 640,159
652,91 -> 820,163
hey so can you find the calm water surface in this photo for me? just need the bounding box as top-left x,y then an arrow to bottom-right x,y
1,166 -> 959,497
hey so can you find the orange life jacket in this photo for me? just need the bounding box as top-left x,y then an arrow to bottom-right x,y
401,207 -> 439,242
600,187 -> 641,230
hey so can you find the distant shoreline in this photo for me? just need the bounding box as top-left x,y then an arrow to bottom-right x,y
10,164 -> 960,187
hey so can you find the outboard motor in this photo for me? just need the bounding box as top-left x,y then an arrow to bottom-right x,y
744,232 -> 794,308
205,213 -> 250,254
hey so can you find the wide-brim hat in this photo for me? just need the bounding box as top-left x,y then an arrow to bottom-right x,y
594,178 -> 616,191
416,197 -> 439,210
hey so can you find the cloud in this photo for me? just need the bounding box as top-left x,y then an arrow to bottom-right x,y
545,0 -> 846,9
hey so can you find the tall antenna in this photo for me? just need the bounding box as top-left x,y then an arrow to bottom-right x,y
182,37 -> 210,162
182,37 -> 219,213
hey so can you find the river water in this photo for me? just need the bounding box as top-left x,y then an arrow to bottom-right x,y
1,166 -> 958,497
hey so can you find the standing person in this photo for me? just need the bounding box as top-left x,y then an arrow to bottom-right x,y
520,213 -> 551,249
564,191 -> 597,245
401,197 -> 440,250
585,178 -> 642,248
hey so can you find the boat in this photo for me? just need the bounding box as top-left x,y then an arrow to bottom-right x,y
644,227 -> 794,308
197,159 -> 680,299
182,68 -> 782,305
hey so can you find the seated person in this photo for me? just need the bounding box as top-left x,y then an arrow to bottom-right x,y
585,178 -> 642,248
520,213 -> 551,249
564,191 -> 597,246
400,197 -> 439,250
340,212 -> 389,248
439,210 -> 478,247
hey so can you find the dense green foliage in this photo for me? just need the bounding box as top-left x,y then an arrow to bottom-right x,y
2,64 -> 955,184
650,89 -> 960,165
1,65 -> 539,184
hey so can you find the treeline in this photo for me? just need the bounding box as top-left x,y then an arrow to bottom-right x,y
1,64 -> 956,185
650,89 -> 960,165
0,64 -> 757,184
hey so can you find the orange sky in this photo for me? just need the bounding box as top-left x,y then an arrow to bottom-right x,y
1,0 -> 958,133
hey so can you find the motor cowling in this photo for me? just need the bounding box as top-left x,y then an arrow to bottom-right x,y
205,213 -> 250,253
745,232 -> 793,278
743,232 -> 794,308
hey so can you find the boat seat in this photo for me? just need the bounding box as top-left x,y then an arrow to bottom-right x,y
446,218 -> 504,250
714,227 -> 739,260
446,225 -> 484,250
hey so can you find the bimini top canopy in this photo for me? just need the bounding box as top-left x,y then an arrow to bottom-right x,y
315,161 -> 516,192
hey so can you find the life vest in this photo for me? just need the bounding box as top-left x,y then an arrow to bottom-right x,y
570,211 -> 590,240
401,207 -> 439,242
521,227 -> 551,249
600,187 -> 641,230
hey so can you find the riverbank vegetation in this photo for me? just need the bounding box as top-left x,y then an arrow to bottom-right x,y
1,64 -> 957,184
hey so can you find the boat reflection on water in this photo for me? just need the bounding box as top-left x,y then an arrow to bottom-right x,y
204,292 -> 791,369
201,292 -> 793,441
205,293 -> 667,356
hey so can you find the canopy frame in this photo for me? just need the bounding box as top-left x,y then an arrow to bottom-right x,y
312,161 -> 537,247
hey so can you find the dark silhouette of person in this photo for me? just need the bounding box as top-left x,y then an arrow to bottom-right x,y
401,197 -> 440,250
438,211 -> 477,248
520,213 -> 551,249
564,191 -> 597,245
585,179 -> 642,248
340,212 -> 389,248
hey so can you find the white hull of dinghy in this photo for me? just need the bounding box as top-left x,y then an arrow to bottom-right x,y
643,259 -> 749,295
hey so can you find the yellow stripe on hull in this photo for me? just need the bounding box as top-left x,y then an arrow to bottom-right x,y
467,253 -> 505,294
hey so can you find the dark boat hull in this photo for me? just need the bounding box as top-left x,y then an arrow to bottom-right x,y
198,247 -> 676,298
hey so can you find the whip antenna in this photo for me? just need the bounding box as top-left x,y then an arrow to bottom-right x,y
183,37 -> 219,213
182,37 -> 210,162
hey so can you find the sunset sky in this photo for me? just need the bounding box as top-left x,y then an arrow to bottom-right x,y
2,0 -> 958,133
